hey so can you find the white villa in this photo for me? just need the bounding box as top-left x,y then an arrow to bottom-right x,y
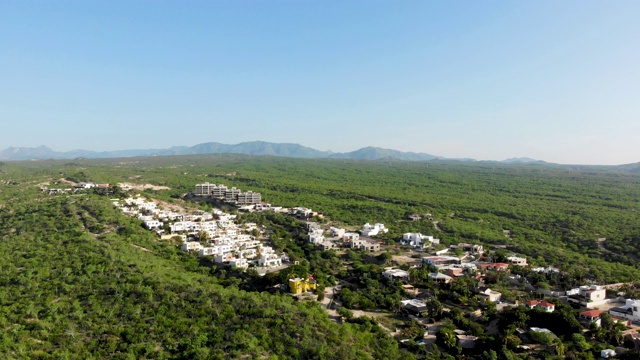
567,285 -> 608,308
329,227 -> 345,238
361,223 -> 388,237
609,299 -> 640,323
402,233 -> 440,248
308,229 -> 325,244
258,253 -> 282,267
506,256 -> 528,266
382,268 -> 410,281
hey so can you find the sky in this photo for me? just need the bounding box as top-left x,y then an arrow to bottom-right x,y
1,1 -> 639,165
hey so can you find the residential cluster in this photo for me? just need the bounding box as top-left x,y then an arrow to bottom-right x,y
387,240 -> 640,333
113,195 -> 288,270
305,222 -> 385,252
41,182 -> 110,194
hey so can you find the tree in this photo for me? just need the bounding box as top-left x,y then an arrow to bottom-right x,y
427,298 -> 443,319
337,307 -> 354,320
197,231 -> 210,242
376,252 -> 393,265
436,327 -> 461,355
571,333 -> 591,352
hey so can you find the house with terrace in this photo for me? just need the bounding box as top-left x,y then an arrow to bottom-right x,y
579,309 -> 605,327
609,299 -> 640,323
382,268 -> 410,281
361,223 -> 388,237
402,233 -> 440,248
567,285 -> 607,308
523,300 -> 555,313
422,256 -> 461,269
506,256 -> 528,266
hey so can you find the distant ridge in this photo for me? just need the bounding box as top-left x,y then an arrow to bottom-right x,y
329,146 -> 439,161
178,141 -> 332,158
0,141 -> 604,166
0,141 -> 444,162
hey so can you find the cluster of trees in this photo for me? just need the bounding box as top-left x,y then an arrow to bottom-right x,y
0,185 -> 409,358
5,153 -> 640,358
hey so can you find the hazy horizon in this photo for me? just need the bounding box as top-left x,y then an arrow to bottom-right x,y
2,1 -> 639,165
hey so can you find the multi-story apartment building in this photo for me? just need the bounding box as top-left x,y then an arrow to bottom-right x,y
224,187 -> 241,201
237,191 -> 262,204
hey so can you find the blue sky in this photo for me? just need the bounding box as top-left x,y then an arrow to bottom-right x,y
1,1 -> 638,165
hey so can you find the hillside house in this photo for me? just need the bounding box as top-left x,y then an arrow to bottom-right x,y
258,254 -> 282,268
289,277 -> 317,295
350,238 -> 380,251
307,222 -> 321,231
402,233 -> 440,248
230,258 -> 249,269
579,309 -> 605,327
361,223 -> 388,237
308,229 -> 325,244
507,256 -> 528,266
343,232 -> 360,244
181,241 -> 203,252
478,288 -> 502,302
609,299 -> 640,323
317,242 -> 336,251
451,243 -> 484,254
382,268 -> 410,281
422,256 -> 461,268
476,262 -> 510,272
401,299 -> 429,316
329,227 -> 345,238
429,272 -> 453,284
567,285 -> 607,307
199,247 -> 219,256
523,300 -> 555,312
143,220 -> 163,230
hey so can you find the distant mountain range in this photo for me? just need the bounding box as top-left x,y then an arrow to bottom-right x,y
0,140 -> 543,163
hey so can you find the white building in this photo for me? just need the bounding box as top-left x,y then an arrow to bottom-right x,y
308,229 -> 325,244
506,256 -> 527,266
567,285 -> 607,308
382,268 -> 410,281
330,227 -> 345,238
451,243 -> 483,254
402,233 -> 440,248
215,253 -> 235,263
609,299 -> 640,322
361,223 -> 388,237
230,257 -> 249,269
144,220 -> 163,230
258,254 -> 282,267
343,232 -> 360,243
199,247 -> 219,256
237,249 -> 257,259
422,256 -> 462,268
170,221 -> 196,233
201,221 -> 218,232
236,191 -> 261,205
181,241 -> 203,252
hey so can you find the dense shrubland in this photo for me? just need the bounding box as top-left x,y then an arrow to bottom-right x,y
2,155 -> 640,358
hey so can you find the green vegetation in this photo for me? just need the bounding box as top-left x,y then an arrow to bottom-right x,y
0,191 -> 405,358
2,154 -> 640,358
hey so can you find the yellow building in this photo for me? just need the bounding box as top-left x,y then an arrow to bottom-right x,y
289,277 -> 317,295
